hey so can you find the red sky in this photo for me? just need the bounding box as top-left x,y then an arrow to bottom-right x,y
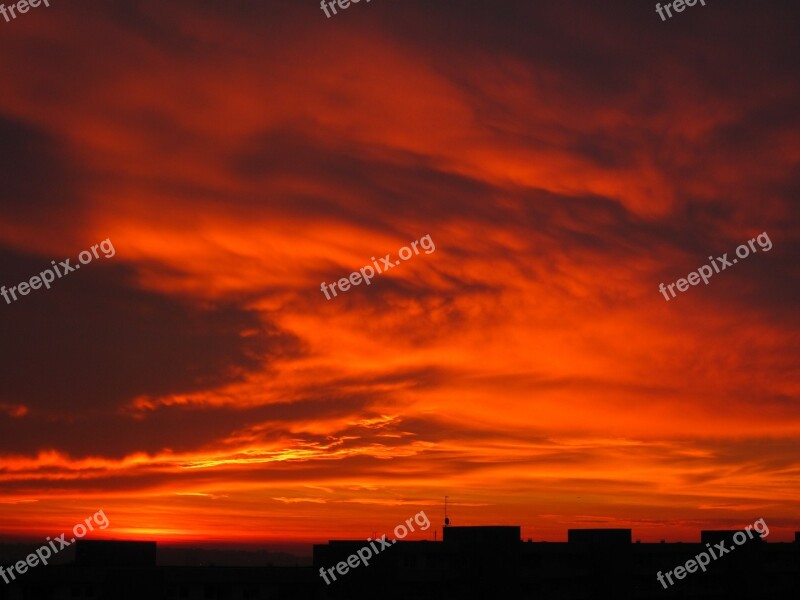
0,0 -> 798,547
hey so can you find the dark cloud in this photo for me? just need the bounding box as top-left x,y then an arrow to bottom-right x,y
0,398 -> 341,459
0,247 -> 304,417
0,115 -> 85,222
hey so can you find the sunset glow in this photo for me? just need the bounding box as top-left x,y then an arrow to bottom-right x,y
1,0 -> 798,550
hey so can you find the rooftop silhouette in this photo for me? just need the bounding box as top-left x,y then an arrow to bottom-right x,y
1,527 -> 797,599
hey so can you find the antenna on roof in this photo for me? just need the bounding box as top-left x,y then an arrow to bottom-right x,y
444,495 -> 450,527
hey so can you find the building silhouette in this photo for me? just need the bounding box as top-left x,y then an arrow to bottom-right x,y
1,528 -> 798,599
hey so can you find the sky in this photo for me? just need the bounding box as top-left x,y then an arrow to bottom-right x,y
0,0 -> 798,549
